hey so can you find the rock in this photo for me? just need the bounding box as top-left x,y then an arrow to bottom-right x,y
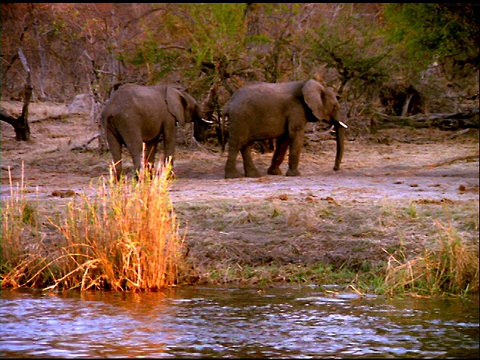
68,94 -> 92,114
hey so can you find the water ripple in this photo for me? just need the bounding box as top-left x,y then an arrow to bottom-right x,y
0,288 -> 478,358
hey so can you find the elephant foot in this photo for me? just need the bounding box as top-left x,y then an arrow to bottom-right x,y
286,168 -> 301,176
267,167 -> 283,175
245,169 -> 262,178
225,169 -> 243,179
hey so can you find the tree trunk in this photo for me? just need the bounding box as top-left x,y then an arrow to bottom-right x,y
0,106 -> 31,141
0,48 -> 33,141
30,5 -> 47,100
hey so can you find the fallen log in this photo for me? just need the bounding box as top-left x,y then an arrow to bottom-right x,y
70,133 -> 102,151
423,154 -> 479,168
375,108 -> 479,131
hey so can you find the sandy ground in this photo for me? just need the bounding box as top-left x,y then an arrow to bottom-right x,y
2,101 -> 478,201
1,100 -> 479,280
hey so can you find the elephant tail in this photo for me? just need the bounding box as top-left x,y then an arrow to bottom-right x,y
221,103 -> 229,118
219,104 -> 228,153
100,107 -> 109,129
219,105 -> 229,154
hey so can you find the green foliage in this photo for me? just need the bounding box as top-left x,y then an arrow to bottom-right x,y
383,3 -> 480,77
142,3 -> 306,92
247,34 -> 273,46
184,4 -> 244,61
124,3 -> 248,98
2,4 -> 477,114
128,39 -> 179,81
304,6 -> 391,100
406,203 -> 418,219
163,4 -> 246,75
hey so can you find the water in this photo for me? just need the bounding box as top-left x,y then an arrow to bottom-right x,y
1,286 -> 478,358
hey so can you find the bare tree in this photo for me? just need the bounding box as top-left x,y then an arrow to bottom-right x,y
1,48 -> 33,141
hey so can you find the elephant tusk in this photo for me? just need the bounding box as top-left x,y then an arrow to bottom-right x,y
326,118 -> 348,129
337,120 -> 348,128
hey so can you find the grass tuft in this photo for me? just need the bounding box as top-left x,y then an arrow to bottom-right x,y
1,161 -> 187,292
385,214 -> 479,297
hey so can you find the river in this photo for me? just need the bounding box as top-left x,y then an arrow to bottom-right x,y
0,286 -> 478,358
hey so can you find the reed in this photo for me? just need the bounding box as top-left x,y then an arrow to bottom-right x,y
1,161 -> 186,291
1,165 -> 49,288
49,162 -> 186,291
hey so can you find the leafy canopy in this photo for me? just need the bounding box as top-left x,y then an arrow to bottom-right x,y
383,3 -> 480,74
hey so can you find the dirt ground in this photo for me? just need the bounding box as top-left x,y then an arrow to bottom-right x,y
1,100 -> 479,282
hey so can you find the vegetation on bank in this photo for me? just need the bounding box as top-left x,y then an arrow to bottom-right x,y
1,163 -> 185,292
173,193 -> 478,298
1,166 -> 478,298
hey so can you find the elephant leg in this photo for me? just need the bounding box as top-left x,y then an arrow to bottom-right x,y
162,130 -> 175,168
124,139 -> 143,178
225,142 -> 243,178
267,135 -> 289,175
144,140 -> 157,173
286,130 -> 304,177
242,142 -> 261,178
105,133 -> 123,180
333,124 -> 345,171
161,130 -> 177,179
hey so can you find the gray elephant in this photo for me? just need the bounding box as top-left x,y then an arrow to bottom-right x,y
222,79 -> 347,178
101,83 -> 206,179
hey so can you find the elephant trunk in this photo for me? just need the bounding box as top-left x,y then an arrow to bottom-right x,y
333,120 -> 346,171
193,116 -> 210,142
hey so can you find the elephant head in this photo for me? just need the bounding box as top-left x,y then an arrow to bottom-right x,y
101,83 -> 205,179
223,79 -> 346,178
165,86 -> 208,142
302,80 -> 347,171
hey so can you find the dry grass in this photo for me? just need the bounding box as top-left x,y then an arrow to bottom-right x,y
385,204 -> 479,297
2,165 -> 478,297
176,196 -> 479,295
1,162 -> 187,291
1,164 -> 44,286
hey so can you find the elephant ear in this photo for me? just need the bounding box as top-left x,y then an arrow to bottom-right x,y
165,86 -> 187,126
302,79 -> 328,121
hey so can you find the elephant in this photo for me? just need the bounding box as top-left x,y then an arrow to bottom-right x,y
100,83 -> 206,179
222,79 -> 347,179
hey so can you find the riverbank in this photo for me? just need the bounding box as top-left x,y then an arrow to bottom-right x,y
1,101 -> 478,295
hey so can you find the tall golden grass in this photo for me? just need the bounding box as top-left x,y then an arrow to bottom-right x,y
1,161 -> 186,291
1,164 -> 44,288
385,216 -> 479,297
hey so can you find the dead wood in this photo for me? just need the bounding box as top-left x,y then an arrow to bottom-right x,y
70,133 -> 102,151
375,108 -> 479,131
0,48 -> 33,141
423,154 -> 479,168
30,115 -> 64,123
447,128 -> 477,139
